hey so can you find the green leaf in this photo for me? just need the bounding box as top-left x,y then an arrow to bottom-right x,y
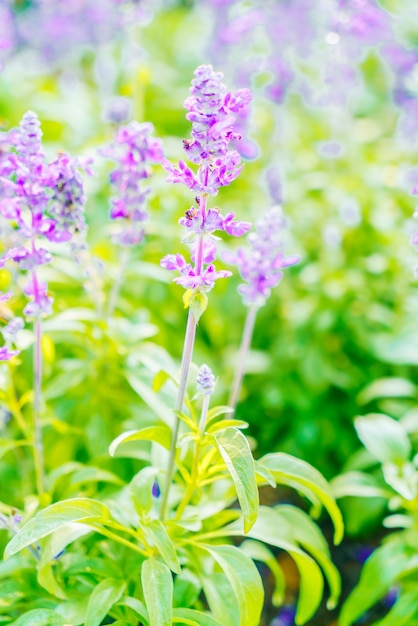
4,499 -> 111,558
201,544 -> 264,626
206,406 -> 234,424
109,425 -> 172,457
173,570 -> 201,609
141,558 -> 173,626
117,596 -> 149,624
357,378 -> 416,405
339,536 -> 418,626
8,610 -> 66,626
142,519 -> 181,574
257,452 -> 344,543
126,373 -> 174,426
173,609 -> 223,626
237,506 -> 324,625
355,414 -> 411,464
273,505 -> 341,610
130,466 -> 159,515
0,438 -> 30,460
214,428 -> 259,533
202,573 -> 239,626
207,420 -> 248,434
84,578 -> 126,626
331,471 -> 391,499
240,539 -> 286,606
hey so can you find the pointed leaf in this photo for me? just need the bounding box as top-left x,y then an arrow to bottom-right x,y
200,544 -> 263,626
240,539 -> 286,606
4,499 -> 111,558
141,558 -> 173,626
235,506 -> 324,624
142,519 -> 181,574
207,420 -> 248,434
214,428 -> 258,533
109,426 -> 172,457
257,452 -> 344,543
355,414 -> 411,465
85,578 -> 126,626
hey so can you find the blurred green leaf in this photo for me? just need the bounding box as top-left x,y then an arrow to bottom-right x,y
141,558 -> 173,626
85,578 -> 126,626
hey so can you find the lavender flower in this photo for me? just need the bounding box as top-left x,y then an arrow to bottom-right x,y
0,112 -> 88,312
225,207 -> 299,308
102,121 -> 163,246
196,364 -> 216,396
0,346 -> 19,361
162,65 -> 252,196
161,66 -> 252,311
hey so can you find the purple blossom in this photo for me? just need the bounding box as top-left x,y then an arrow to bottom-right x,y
0,111 -> 87,317
225,207 -> 299,307
161,66 -> 252,308
0,346 -> 19,361
102,121 -> 163,246
162,65 -> 252,196
196,364 -> 216,396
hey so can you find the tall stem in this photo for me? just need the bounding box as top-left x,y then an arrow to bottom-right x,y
228,304 -> 258,412
159,193 -> 208,521
33,314 -> 45,498
159,308 -> 197,520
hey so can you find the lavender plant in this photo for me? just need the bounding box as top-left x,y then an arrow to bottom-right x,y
0,66 -> 344,626
0,111 -> 88,499
225,207 -> 299,410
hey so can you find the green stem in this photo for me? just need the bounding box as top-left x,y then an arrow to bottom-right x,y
90,524 -> 149,556
175,394 -> 210,520
228,304 -> 258,412
159,307 -> 197,521
33,315 -> 45,498
159,195 -> 208,521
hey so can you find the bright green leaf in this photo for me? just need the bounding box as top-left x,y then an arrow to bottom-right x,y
84,578 -> 126,626
240,539 -> 286,606
4,499 -> 111,559
109,425 -> 172,457
355,414 -> 411,464
257,452 -> 344,543
141,558 -> 173,626
200,544 -> 263,626
142,519 -> 181,574
214,428 -> 259,533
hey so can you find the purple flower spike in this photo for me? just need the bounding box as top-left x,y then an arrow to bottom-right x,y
102,121 -> 163,246
225,207 -> 299,308
0,111 -> 89,318
197,364 -> 216,396
161,66 -> 253,319
162,64 -> 252,196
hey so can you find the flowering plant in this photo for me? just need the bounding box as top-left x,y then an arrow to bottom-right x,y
0,66 -> 343,626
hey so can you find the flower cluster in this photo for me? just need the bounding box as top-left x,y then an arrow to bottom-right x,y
161,202 -> 250,292
225,206 -> 299,308
196,364 -> 216,396
0,111 -> 88,318
102,121 -> 163,246
161,66 -> 252,310
162,64 -> 252,196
